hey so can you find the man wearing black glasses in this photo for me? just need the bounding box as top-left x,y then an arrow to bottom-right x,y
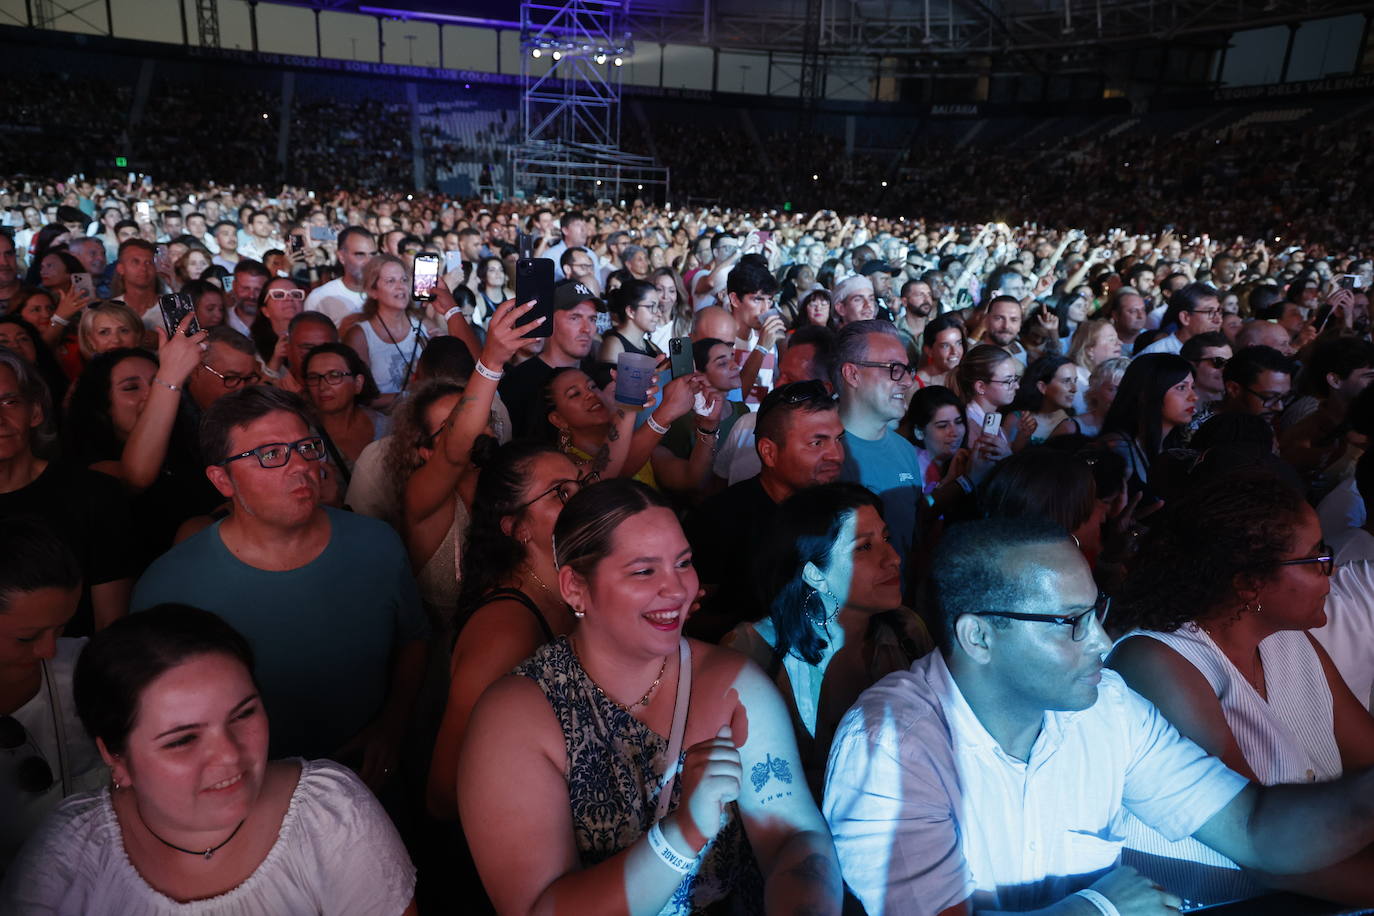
827,516 -> 1374,916
132,387 -> 426,793
1219,345 -> 1296,430
834,320 -> 922,589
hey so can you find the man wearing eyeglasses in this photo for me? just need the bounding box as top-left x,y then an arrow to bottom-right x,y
1136,283 -> 1224,357
131,387 -> 427,791
185,328 -> 262,414
1219,345 -> 1296,429
826,516 -> 1374,916
834,320 -> 921,590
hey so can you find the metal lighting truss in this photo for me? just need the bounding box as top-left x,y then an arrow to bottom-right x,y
513,0 -> 669,201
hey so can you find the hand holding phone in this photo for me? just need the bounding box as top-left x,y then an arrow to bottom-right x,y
157,293 -> 201,339
669,336 -> 694,379
411,253 -> 441,302
514,257 -> 556,339
982,410 -> 1003,439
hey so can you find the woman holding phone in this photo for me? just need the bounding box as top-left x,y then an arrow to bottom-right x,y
344,255 -> 429,409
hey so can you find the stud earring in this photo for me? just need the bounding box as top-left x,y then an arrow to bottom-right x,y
573,606 -> 586,619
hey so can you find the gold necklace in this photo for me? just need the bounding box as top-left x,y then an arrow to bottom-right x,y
571,636 -> 669,712
525,567 -> 558,604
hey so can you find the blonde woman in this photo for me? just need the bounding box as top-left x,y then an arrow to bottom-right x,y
77,302 -> 144,360
344,254 -> 435,408
1052,355 -> 1131,439
1066,318 -> 1123,414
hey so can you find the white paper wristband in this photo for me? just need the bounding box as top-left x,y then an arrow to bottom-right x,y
646,415 -> 669,436
646,822 -> 694,874
1074,889 -> 1121,916
474,360 -> 503,382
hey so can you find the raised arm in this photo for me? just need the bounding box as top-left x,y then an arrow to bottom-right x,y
105,316 -> 207,491
404,299 -> 535,559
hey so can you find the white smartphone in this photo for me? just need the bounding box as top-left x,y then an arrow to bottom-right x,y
71,272 -> 97,299
982,411 -> 1002,438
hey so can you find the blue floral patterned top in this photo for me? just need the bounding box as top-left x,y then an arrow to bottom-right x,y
515,637 -> 764,915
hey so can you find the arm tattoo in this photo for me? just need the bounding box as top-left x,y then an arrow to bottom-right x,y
750,752 -> 795,804
607,410 -> 624,442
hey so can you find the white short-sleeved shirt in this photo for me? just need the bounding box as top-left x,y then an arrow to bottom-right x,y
822,652 -> 1248,916
1135,332 -> 1184,357
303,277 -> 366,326
1,759 -> 415,916
1313,560 -> 1374,710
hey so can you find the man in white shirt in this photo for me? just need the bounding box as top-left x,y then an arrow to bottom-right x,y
238,210 -> 282,263
825,516 -> 1374,915
1137,283 -> 1223,357
303,227 -> 378,325
211,221 -> 241,272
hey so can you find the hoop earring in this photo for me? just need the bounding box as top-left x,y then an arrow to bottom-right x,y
803,585 -> 839,626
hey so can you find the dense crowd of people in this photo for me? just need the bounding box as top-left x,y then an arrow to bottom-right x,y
4,168 -> 1374,916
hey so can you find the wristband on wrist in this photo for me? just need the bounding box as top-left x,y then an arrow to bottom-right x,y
695,425 -> 718,436
646,822 -> 695,875
49,314 -> 70,327
473,360 -> 504,382
1074,889 -> 1120,916
646,415 -> 669,436
955,475 -> 973,494
152,377 -> 180,392
442,306 -> 463,322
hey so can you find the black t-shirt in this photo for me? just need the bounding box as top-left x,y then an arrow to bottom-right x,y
498,356 -> 559,441
0,462 -> 139,637
683,475 -> 780,642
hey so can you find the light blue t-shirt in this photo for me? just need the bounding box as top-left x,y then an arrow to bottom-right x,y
132,507 -> 427,759
840,426 -> 922,569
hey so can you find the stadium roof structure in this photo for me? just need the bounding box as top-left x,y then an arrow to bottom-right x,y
285,0 -> 1370,57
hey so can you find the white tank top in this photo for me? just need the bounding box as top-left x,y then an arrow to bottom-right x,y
360,318 -> 423,395
1118,625 -> 1341,906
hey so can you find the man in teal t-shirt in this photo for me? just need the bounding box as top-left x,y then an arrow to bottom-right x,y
835,320 -> 922,592
133,387 -> 426,788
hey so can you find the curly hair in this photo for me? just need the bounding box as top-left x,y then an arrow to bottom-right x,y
383,379 -> 464,509
1114,468 -> 1307,633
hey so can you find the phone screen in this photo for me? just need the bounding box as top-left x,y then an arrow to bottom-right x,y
412,254 -> 441,302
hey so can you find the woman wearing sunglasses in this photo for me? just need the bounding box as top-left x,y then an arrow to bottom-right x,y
249,278 -> 305,379
1109,468 -> 1374,906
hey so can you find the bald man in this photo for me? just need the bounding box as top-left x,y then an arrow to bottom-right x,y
692,305 -> 738,344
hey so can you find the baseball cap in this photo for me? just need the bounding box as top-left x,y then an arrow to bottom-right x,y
553,279 -> 602,311
860,260 -> 902,277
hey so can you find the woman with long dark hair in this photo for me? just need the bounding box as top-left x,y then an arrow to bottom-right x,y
726,482 -> 932,795
1099,353 -> 1198,496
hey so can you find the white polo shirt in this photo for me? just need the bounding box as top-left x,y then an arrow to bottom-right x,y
304,276 -> 367,326
823,652 -> 1247,915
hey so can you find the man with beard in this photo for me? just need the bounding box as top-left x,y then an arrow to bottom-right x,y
980,295 -> 1028,365
895,278 -> 936,365
132,386 -> 426,782
304,227 -> 379,325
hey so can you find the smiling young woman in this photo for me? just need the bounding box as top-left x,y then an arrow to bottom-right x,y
458,479 -> 842,916
0,606 -> 418,915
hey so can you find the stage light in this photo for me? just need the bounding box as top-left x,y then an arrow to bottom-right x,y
261,113 -> 269,119
613,57 -> 623,66
596,180 -> 603,186
532,48 -> 542,58
552,50 -> 562,61
594,53 -> 607,64
881,181 -> 888,187
637,184 -> 643,190
812,174 -> 818,181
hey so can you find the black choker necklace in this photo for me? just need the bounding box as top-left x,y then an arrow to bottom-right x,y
136,802 -> 245,861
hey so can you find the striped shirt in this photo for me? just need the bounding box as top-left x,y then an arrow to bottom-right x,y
1117,626 -> 1341,906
